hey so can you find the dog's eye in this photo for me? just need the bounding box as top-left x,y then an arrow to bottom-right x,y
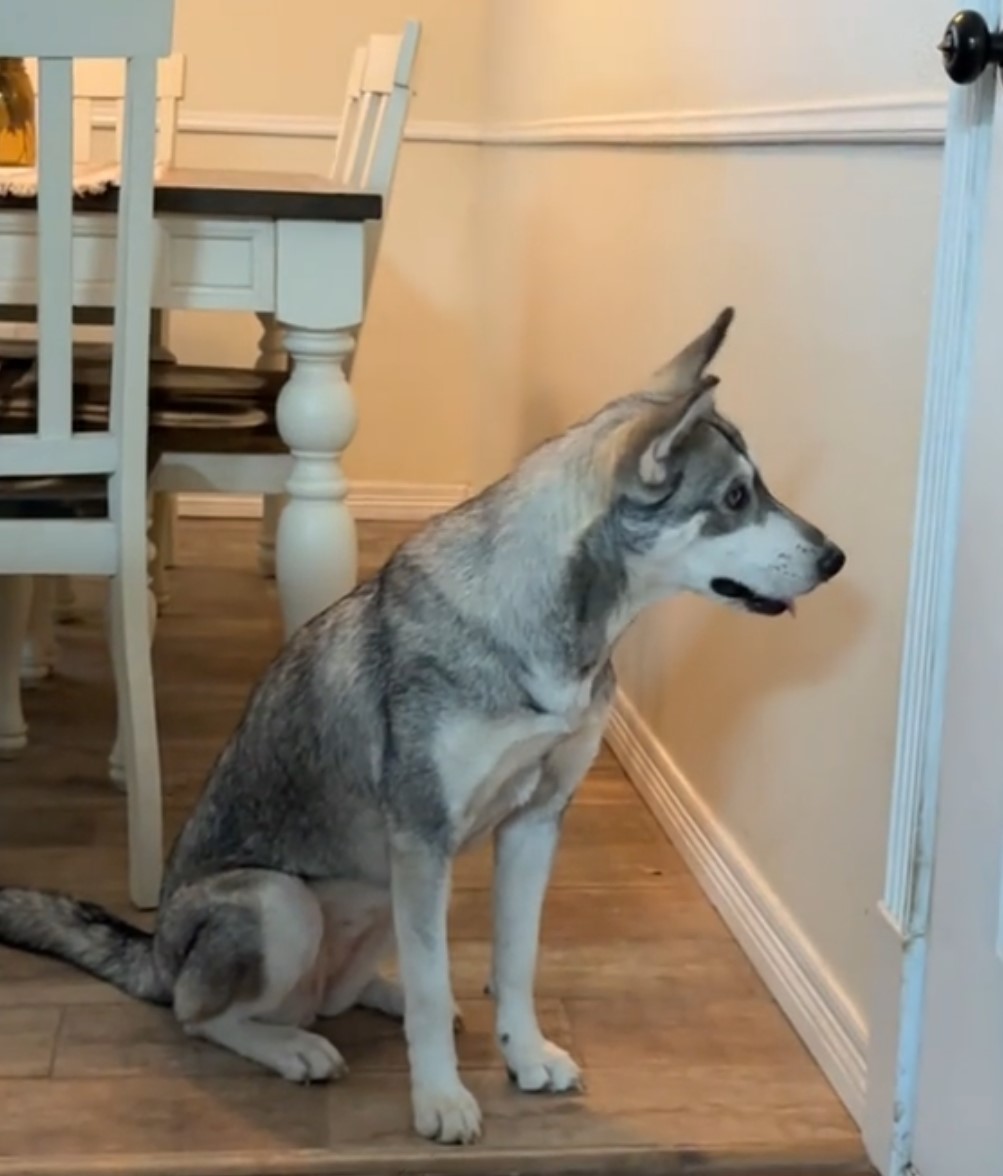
725,483 -> 750,511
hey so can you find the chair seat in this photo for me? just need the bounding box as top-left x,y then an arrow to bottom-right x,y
0,337 -> 177,366
0,357 -> 286,519
0,354 -> 170,520
70,358 -> 287,456
0,356 -> 286,455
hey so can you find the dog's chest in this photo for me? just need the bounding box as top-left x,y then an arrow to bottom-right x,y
433,678 -> 592,847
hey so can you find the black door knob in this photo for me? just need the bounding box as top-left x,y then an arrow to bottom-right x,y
939,10 -> 1003,84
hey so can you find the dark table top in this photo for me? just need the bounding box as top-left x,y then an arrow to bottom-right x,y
0,167 -> 383,222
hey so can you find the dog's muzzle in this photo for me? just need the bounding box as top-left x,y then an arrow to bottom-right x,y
710,541 -> 845,617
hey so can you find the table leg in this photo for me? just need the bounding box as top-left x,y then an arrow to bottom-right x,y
254,312 -> 288,580
273,326 -> 358,636
0,575 -> 31,756
21,575 -> 57,683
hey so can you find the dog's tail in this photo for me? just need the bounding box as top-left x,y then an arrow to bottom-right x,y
0,887 -> 170,1005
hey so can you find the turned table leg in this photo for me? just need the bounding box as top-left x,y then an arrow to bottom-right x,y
272,219 -> 364,637
254,311 -> 288,580
273,326 -> 357,636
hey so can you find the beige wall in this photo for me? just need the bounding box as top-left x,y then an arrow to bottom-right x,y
476,0 -> 947,1034
483,0 -> 943,119
166,0 -> 488,486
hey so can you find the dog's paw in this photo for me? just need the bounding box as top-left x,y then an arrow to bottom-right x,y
504,1038 -> 583,1094
412,1081 -> 483,1145
273,1030 -> 349,1084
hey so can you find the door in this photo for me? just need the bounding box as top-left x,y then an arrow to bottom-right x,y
865,5 -> 1003,1175
911,10 -> 1003,1171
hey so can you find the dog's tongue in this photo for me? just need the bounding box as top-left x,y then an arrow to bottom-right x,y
786,600 -> 797,618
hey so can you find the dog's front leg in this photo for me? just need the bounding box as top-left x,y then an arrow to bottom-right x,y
390,838 -> 481,1145
492,806 -> 583,1093
491,712 -> 608,1092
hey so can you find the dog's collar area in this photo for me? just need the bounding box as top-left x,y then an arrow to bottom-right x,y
710,577 -> 793,617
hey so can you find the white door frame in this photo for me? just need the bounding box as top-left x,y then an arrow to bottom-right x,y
863,4 -> 1001,1171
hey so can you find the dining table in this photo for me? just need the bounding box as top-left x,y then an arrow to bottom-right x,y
0,166 -> 383,636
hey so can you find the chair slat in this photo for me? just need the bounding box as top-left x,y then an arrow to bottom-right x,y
330,47 -> 367,188
357,95 -> 391,190
108,54 -> 159,514
36,57 -> 75,442
344,92 -> 378,190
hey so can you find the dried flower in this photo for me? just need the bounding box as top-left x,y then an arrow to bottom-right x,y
0,58 -> 34,135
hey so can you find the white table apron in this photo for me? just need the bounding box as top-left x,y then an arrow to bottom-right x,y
0,209 -> 365,636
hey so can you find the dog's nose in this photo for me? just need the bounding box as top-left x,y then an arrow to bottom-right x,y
816,542 -> 846,582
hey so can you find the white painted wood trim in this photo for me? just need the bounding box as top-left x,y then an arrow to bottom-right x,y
606,689 -> 868,1124
176,482 -> 470,523
479,94 -> 947,147
864,38 -> 1002,1176
91,93 -> 948,147
880,78 -> 997,941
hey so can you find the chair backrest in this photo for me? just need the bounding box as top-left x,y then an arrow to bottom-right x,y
330,21 -> 420,328
26,54 -> 186,168
0,0 -> 172,548
330,21 -> 420,197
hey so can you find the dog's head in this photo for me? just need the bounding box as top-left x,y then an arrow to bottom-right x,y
600,307 -> 844,617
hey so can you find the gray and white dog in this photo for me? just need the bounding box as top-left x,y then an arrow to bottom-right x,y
0,308 -> 844,1145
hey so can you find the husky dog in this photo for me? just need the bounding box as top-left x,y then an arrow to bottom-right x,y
0,308 -> 844,1145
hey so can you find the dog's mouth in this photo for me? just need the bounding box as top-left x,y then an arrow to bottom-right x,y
710,577 -> 794,617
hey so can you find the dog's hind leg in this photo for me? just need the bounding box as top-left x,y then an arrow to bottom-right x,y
312,880 -> 397,1019
159,869 -> 347,1083
312,881 -> 465,1029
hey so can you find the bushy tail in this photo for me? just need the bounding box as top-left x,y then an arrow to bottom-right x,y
0,887 -> 170,1005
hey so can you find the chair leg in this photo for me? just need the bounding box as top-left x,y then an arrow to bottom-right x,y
109,527 -> 158,792
21,576 -> 57,684
107,565 -> 162,911
258,494 -> 284,579
54,575 -> 82,624
254,311 -> 288,581
0,575 -> 32,757
163,494 -> 178,569
150,493 -> 173,610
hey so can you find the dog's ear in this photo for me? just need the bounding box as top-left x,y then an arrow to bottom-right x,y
613,374 -> 718,499
644,306 -> 734,398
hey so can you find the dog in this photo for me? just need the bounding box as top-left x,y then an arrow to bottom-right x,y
0,307 -> 844,1145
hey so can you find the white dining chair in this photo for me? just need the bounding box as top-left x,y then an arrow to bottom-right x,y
3,51 -> 187,679
0,0 -> 174,910
147,21 -> 421,585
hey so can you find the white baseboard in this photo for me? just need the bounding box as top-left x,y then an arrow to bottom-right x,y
176,482 -> 470,523
606,690 -> 868,1124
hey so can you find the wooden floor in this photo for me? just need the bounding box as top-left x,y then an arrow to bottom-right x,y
0,520 -> 871,1176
